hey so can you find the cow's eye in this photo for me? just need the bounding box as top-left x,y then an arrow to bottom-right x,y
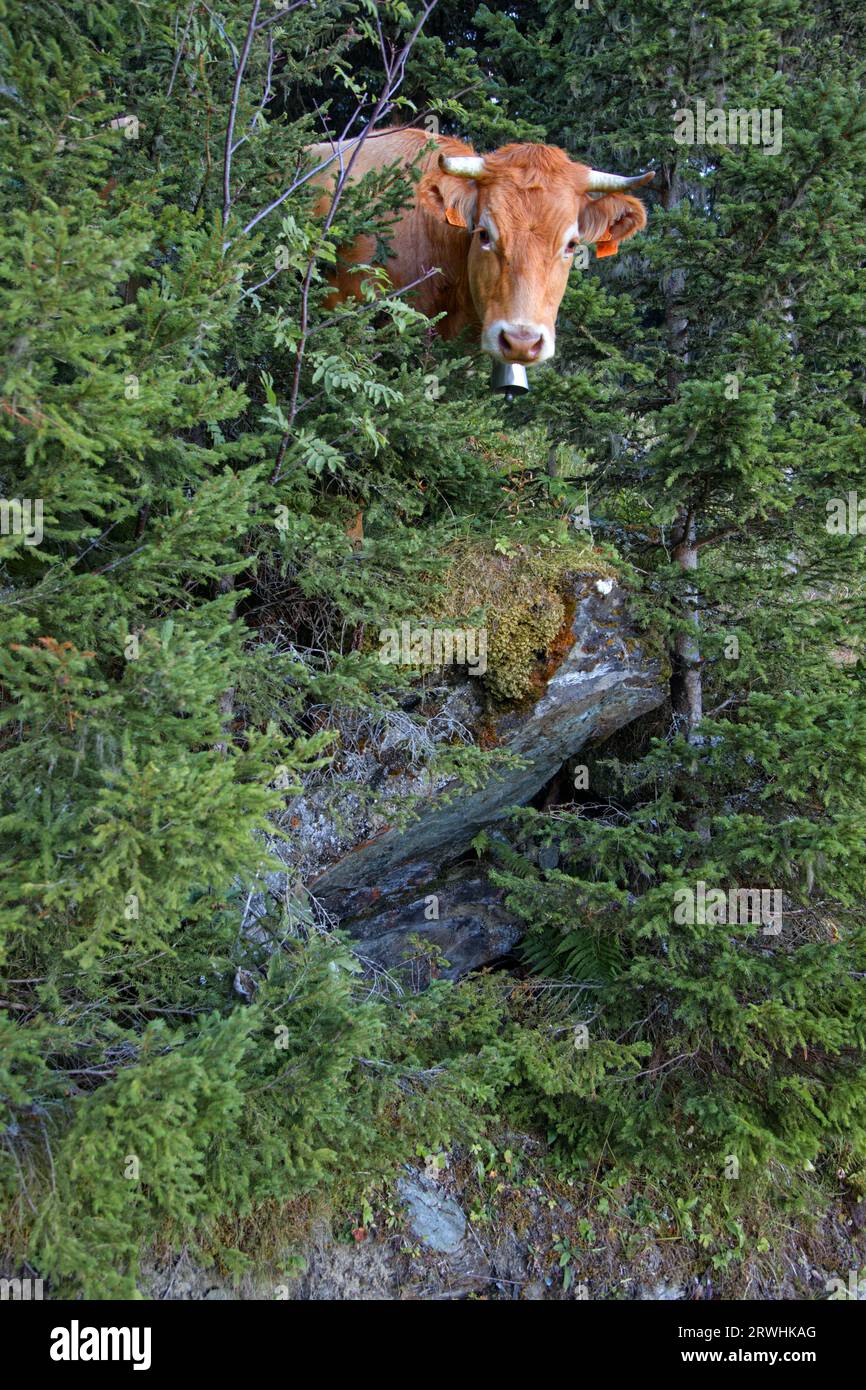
565,239 -> 579,256
478,227 -> 492,248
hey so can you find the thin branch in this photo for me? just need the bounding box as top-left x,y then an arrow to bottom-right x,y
233,27 -> 276,157
242,263 -> 285,298
237,105 -> 365,242
373,5 -> 391,74
166,3 -> 196,100
694,526 -> 741,552
250,28 -> 276,132
270,0 -> 440,483
309,265 -> 439,332
255,0 -> 312,32
223,0 -> 263,230
235,95 -> 472,246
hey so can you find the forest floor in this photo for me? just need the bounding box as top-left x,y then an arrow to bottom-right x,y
136,1131 -> 866,1301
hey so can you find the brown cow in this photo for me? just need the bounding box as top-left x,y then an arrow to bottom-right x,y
310,127 -> 651,366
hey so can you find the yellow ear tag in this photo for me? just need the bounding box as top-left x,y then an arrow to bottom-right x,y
445,206 -> 467,228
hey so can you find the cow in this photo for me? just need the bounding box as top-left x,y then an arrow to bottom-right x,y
309,127 -> 652,366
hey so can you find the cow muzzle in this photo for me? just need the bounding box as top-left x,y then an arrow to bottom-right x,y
483,319 -> 554,365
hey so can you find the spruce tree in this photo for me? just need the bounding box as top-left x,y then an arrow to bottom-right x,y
476,0 -> 866,1198
0,0 -> 533,1293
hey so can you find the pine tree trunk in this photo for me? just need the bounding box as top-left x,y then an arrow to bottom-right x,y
215,572 -> 236,754
661,163 -> 703,739
670,509 -> 703,736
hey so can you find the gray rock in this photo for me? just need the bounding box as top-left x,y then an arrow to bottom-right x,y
641,1280 -> 686,1300
239,577 -> 663,982
397,1176 -> 467,1253
313,580 -> 661,903
307,580 -> 662,976
350,872 -> 522,982
537,843 -> 560,872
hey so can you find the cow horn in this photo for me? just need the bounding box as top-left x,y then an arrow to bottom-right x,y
585,167 -> 655,192
439,153 -> 486,178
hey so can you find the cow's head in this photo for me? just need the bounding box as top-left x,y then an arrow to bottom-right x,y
418,143 -> 652,366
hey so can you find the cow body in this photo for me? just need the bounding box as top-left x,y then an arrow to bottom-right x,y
309,127 -> 650,366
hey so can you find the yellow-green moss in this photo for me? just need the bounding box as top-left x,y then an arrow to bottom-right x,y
433,538 -> 610,704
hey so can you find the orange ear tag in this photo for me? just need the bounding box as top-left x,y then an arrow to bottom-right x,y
595,232 -> 618,258
445,206 -> 467,229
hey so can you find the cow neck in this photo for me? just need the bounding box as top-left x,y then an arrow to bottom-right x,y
423,217 -> 477,339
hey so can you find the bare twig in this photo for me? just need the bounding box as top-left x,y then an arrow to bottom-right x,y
270,0 -> 439,483
242,263 -> 285,298
223,0 -> 263,230
237,104 -> 365,242
256,0 -> 312,32
250,28 -> 276,132
307,266 -> 439,332
166,3 -> 196,100
235,96 -> 471,246
233,27 -> 276,159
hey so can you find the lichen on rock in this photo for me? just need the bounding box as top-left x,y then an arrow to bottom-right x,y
430,536 -> 611,703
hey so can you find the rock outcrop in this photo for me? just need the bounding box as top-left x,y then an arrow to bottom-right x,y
302,575 -> 664,978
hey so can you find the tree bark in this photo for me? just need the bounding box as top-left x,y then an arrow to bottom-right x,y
670,509 -> 703,735
660,161 -> 703,740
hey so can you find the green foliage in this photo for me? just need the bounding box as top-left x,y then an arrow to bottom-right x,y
492,760 -> 866,1176
0,0 -> 531,1292
465,0 -> 866,1195
3,0 -> 866,1298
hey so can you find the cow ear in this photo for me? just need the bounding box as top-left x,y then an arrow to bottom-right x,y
417,172 -> 477,232
579,193 -> 647,254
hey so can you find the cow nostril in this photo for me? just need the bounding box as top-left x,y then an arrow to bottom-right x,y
500,328 -> 545,361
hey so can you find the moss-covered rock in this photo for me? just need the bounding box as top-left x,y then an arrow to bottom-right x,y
432,538 -> 611,704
